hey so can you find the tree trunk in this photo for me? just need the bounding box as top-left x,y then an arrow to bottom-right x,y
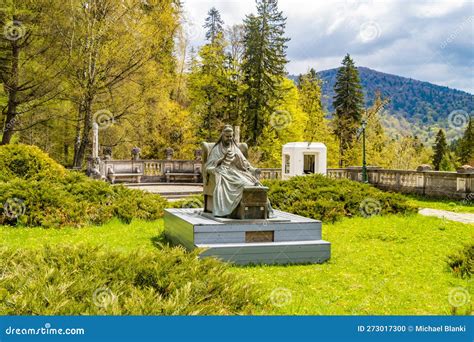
339,136 -> 344,168
72,97 -> 93,168
1,42 -> 20,145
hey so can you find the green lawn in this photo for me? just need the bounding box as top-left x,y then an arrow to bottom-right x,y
405,194 -> 474,213
1,213 -> 472,315
235,214 -> 473,315
0,219 -> 164,253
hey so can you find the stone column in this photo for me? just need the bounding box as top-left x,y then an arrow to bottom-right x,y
234,126 -> 240,143
92,123 -> 99,159
165,147 -> 174,160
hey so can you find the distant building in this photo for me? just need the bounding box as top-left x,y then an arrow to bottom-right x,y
282,142 -> 327,180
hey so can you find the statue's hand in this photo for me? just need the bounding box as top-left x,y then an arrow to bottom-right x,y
248,166 -> 261,179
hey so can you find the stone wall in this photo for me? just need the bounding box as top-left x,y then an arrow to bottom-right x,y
327,167 -> 473,200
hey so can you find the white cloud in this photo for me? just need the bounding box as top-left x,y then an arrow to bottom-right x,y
183,0 -> 474,93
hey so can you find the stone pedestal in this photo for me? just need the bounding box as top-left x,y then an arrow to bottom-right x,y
164,208 -> 331,265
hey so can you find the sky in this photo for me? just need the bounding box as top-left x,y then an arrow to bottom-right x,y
183,0 -> 474,94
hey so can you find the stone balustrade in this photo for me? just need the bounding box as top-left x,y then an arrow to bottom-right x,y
98,155 -> 472,200
101,159 -> 202,183
259,168 -> 282,180
327,166 -> 473,199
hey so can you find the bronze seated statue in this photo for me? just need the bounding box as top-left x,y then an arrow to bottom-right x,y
202,125 -> 273,220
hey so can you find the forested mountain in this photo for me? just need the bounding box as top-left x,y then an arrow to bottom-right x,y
319,67 -> 473,121
290,67 -> 473,142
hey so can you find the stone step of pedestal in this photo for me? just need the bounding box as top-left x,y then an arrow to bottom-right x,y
198,240 -> 330,265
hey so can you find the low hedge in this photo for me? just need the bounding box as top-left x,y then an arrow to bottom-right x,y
0,173 -> 167,228
0,144 -> 167,228
0,245 -> 262,314
263,174 -> 416,222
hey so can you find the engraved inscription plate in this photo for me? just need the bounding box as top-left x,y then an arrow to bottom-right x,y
245,231 -> 274,243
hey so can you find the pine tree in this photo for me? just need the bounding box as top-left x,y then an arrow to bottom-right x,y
457,116 -> 474,165
204,7 -> 224,42
189,9 -> 228,141
433,129 -> 448,170
0,0 -> 63,145
241,0 -> 289,145
332,54 -> 365,167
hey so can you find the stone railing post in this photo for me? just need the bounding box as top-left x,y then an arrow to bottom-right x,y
456,165 -> 473,196
416,164 -> 432,196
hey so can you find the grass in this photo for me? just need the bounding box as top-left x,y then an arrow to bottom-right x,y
233,214 -> 473,315
1,213 -> 472,315
0,218 -> 164,253
405,194 -> 474,213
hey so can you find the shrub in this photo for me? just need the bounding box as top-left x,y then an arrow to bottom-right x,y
447,243 -> 473,279
0,245 -> 262,315
0,175 -> 167,228
169,195 -> 205,210
0,145 -> 167,228
263,174 -> 416,222
0,144 -> 66,182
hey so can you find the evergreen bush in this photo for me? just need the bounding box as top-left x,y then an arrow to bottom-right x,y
263,174 -> 416,222
0,145 -> 166,228
0,245 -> 262,314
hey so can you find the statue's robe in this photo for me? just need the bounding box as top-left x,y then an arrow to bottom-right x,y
205,142 -> 261,217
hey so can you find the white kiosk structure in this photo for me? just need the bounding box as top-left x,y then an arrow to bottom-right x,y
282,142 -> 327,180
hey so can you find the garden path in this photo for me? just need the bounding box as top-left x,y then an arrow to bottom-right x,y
418,208 -> 474,224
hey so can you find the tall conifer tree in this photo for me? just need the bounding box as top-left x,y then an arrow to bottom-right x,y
203,7 -> 224,43
241,0 -> 289,144
332,54 -> 364,167
457,116 -> 474,165
432,129 -> 448,170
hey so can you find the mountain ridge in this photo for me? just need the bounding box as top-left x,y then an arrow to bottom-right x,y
289,66 -> 473,121
289,67 -> 473,142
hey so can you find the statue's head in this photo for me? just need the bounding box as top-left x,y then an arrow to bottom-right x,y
221,125 -> 234,147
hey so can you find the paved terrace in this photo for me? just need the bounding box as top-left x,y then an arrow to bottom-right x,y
124,183 -> 203,201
